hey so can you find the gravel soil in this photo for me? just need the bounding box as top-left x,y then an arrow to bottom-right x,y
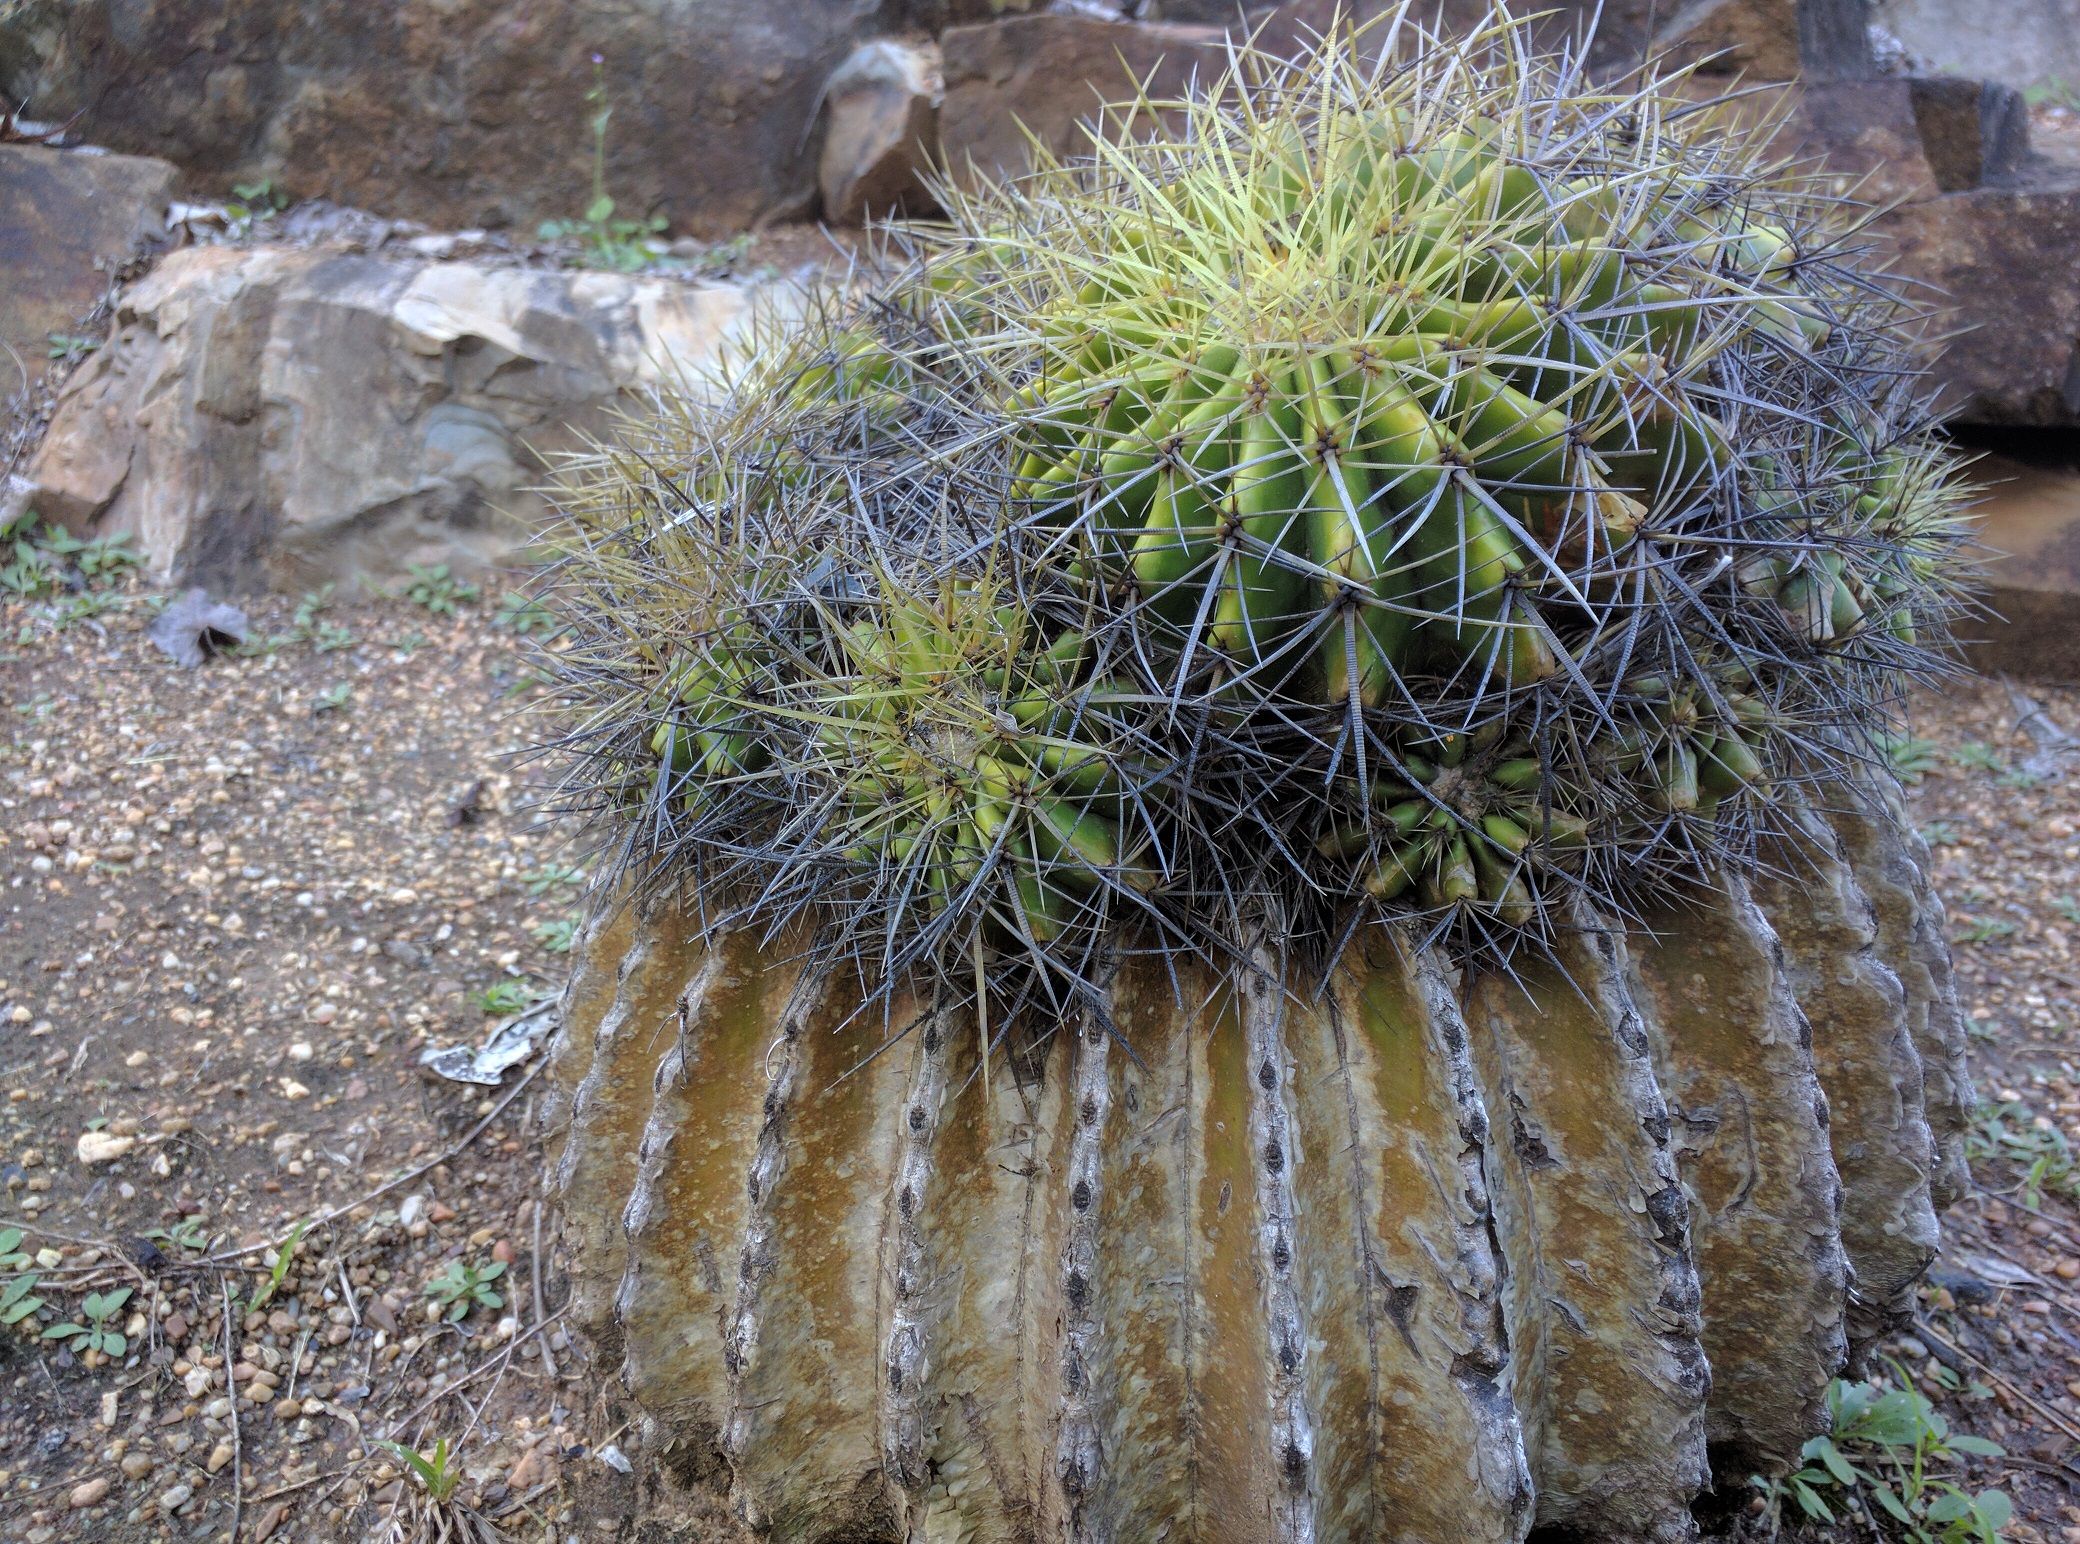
1,588 -> 612,1543
6,579 -> 2080,1542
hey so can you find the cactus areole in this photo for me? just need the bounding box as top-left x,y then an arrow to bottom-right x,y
538,7 -> 1976,1539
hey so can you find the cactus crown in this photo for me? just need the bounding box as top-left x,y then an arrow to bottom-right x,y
535,5 -> 1973,1015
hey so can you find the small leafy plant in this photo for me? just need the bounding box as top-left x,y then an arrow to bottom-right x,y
1762,1373 -> 2009,1541
2024,78 -> 2080,112
1967,1100 -> 2080,1211
425,1259 -> 506,1323
1955,917 -> 2017,946
294,586 -> 356,651
521,863 -> 584,897
493,590 -> 559,636
382,1435 -> 462,1502
1950,742 -> 2005,776
46,332 -> 97,363
225,177 -> 290,236
145,1218 -> 212,1253
531,916 -> 580,954
0,514 -> 141,601
1878,732 -> 1942,784
42,1287 -> 131,1359
478,978 -> 536,1016
312,682 -> 353,715
536,55 -> 668,272
402,564 -> 480,616
0,1228 -> 44,1329
249,1217 -> 308,1312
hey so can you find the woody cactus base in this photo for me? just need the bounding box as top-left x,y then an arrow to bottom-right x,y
544,782 -> 1969,1543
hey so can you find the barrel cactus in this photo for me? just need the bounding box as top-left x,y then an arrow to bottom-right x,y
536,8 -> 1976,1540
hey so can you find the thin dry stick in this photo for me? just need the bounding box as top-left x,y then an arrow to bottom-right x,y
389,1311 -> 568,1436
1918,1319 -> 2080,1449
222,1281 -> 245,1544
529,1194 -> 558,1383
1954,1234 -> 2080,1325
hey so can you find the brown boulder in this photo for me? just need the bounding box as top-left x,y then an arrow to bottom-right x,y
937,14 -> 1228,185
19,244 -> 782,590
818,39 -> 942,225
0,144 -> 174,391
1,0 -> 883,238
1874,181 -> 2080,425
1776,80 -> 2080,427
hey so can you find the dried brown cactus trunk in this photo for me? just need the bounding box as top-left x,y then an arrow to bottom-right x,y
545,803 -> 1962,1543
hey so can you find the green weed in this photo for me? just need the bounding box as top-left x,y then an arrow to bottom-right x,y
382,1435 -> 463,1502
402,564 -> 480,616
1761,1372 -> 2010,1541
42,1287 -> 131,1359
425,1258 -> 506,1323
536,56 -> 668,271
1879,733 -> 1943,784
1967,1100 -> 2080,1211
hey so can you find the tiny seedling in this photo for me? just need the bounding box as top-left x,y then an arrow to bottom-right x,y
2054,896 -> 2080,927
40,526 -> 140,582
537,56 -> 669,272
479,978 -> 536,1016
425,1258 -> 506,1323
492,590 -> 558,636
522,863 -> 584,897
313,682 -> 353,715
225,178 -> 290,234
1955,918 -> 2017,946
249,1217 -> 308,1313
46,332 -> 97,363
2025,77 -> 2080,111
1949,741 -> 2005,775
1918,821 -> 1960,848
43,1287 -> 131,1358
293,585 -> 334,629
532,916 -> 580,954
382,1436 -> 463,1502
289,585 -> 355,652
145,1218 -> 212,1253
1878,733 -> 1942,784
0,1228 -> 43,1328
402,563 -> 480,616
52,588 -> 124,629
1967,1100 -> 2079,1211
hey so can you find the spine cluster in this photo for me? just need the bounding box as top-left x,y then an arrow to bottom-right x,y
534,5 -> 1973,1006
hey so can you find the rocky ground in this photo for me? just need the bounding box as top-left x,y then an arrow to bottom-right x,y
5,566 -> 2080,1543
0,578 -> 606,1543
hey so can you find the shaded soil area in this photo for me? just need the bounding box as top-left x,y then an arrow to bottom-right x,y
4,581 -> 2080,1541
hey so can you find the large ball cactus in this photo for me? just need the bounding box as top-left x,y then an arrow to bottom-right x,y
534,7 -> 1976,1540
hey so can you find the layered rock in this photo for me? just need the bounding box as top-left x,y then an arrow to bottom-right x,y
16,244 -> 779,589
545,791 -> 1961,1541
